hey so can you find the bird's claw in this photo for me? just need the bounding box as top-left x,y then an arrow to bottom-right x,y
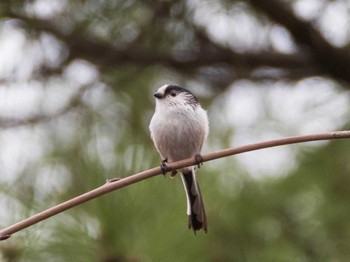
195,154 -> 204,169
161,158 -> 168,176
170,170 -> 178,177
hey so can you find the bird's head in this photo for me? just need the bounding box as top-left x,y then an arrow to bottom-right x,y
153,84 -> 199,110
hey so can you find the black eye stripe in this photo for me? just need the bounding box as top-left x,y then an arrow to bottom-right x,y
165,86 -> 183,95
169,90 -> 177,97
164,84 -> 198,103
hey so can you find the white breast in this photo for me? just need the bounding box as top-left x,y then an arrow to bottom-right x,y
149,105 -> 208,162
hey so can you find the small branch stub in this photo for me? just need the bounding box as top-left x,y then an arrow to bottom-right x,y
0,235 -> 11,240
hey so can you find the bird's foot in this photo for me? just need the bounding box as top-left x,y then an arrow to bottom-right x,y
170,170 -> 178,177
160,158 -> 168,176
195,154 -> 204,169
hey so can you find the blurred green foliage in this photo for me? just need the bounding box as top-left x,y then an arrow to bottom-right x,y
1,0 -> 350,261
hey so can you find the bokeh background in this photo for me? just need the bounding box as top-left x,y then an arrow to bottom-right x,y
1,0 -> 350,261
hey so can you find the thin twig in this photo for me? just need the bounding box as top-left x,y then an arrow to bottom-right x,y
1,130 -> 350,240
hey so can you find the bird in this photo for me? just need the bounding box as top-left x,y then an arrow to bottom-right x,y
149,84 -> 209,233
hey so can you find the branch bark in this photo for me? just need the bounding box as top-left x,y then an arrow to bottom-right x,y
1,130 -> 350,240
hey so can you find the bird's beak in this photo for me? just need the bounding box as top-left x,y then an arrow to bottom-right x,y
153,92 -> 162,99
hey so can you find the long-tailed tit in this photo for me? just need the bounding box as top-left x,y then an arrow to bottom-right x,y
149,84 -> 209,233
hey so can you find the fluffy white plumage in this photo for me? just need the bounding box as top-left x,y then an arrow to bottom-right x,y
149,84 -> 209,233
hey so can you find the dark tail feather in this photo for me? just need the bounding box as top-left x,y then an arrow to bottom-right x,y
181,170 -> 207,233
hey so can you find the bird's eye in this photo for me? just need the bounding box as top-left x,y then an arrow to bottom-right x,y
170,91 -> 177,97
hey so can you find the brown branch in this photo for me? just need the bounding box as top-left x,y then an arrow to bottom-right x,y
7,13 -> 320,79
6,4 -> 350,85
248,0 -> 350,84
1,130 -> 350,240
